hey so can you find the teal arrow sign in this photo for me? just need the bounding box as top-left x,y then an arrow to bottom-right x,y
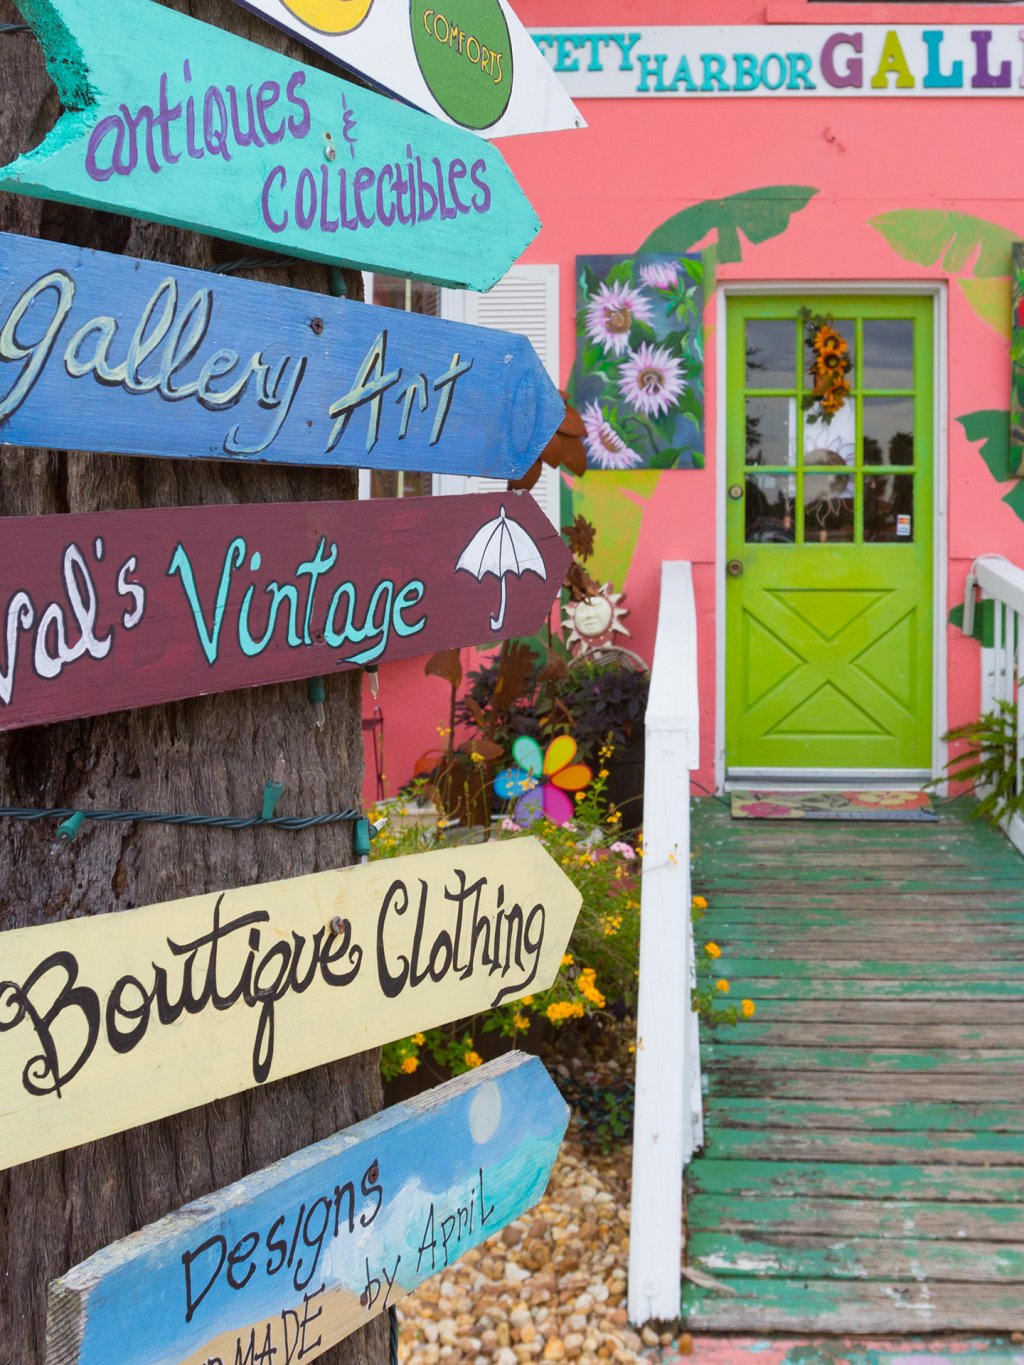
0,0 -> 540,291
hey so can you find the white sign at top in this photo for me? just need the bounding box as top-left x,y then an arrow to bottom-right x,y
530,25 -> 1024,98
231,0 -> 585,136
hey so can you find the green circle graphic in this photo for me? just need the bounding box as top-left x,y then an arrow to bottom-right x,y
410,0 -> 513,130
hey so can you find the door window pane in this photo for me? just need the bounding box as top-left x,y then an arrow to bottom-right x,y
863,397 -> 914,467
804,401 -> 855,469
804,466 -> 855,543
746,398 -> 795,466
746,320 -> 796,388
863,319 -> 914,389
746,474 -> 795,543
865,474 -> 914,542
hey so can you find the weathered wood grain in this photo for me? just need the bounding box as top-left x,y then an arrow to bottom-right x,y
706,1072 -> 1024,1100
45,1054 -> 567,1365
227,0 -> 583,138
0,838 -> 581,1170
0,231 -> 563,476
681,1277 -> 1024,1332
688,1231 -> 1024,1283
689,1158 -> 1024,1204
704,1097 -> 1024,1133
687,1194 -> 1024,1242
704,1126 -> 1024,1167
0,0 -> 540,288
0,494 -> 569,730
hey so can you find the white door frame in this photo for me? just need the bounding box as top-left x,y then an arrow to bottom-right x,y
714,282 -> 949,793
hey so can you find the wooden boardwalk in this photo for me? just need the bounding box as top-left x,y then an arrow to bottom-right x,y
683,797 -> 1024,1335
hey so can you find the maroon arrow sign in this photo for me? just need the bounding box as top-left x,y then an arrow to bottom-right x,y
0,494 -> 569,730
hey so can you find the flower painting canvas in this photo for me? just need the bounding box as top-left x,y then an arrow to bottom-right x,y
575,253 -> 704,470
1012,242 -> 1024,476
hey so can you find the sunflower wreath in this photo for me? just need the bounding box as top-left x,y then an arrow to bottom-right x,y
799,309 -> 852,425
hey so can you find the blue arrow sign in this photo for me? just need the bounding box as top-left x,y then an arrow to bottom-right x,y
46,1055 -> 568,1365
0,0 -> 541,291
0,231 -> 562,475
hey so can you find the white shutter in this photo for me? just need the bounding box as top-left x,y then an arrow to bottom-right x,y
440,265 -> 562,526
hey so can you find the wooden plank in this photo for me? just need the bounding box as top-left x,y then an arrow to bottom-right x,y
689,1159 -> 1024,1204
710,941 -> 1024,961
687,1230 -> 1024,1283
704,1097 -> 1024,1133
706,1071 -> 1024,1100
227,0 -> 583,138
686,1193 -> 1024,1242
0,231 -> 562,477
0,0 -> 538,290
0,838 -> 581,1170
681,1276 -> 1024,1332
711,977 -> 1024,1000
704,1126 -> 1024,1167
738,1000 -> 1024,1023
0,495 -> 568,730
719,1021 -> 1024,1048
704,1043 -> 1024,1072
707,957 -> 1024,979
45,1054 -> 566,1365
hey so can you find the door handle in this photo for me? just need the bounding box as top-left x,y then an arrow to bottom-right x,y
727,559 -> 744,577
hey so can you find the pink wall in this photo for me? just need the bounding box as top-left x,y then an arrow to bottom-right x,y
363,1 -> 1024,803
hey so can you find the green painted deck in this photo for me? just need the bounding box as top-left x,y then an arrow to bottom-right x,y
683,797 -> 1024,1335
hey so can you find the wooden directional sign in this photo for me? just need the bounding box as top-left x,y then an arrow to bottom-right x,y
229,0 -> 585,139
0,493 -> 569,731
0,841 -> 581,1171
45,1055 -> 567,1365
0,0 -> 540,291
0,232 -> 562,476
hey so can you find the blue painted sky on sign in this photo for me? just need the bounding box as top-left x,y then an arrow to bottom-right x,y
75,1060 -> 567,1365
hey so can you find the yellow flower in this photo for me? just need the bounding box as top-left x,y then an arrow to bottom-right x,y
522,996 -> 534,1006
546,1000 -> 585,1022
401,1056 -> 419,1074
705,942 -> 722,959
513,1013 -> 530,1031
692,895 -> 708,911
411,1033 -> 426,1046
716,979 -> 730,994
599,769 -> 609,780
562,954 -> 574,967
469,751 -> 484,763
742,999 -> 756,1018
464,1050 -> 483,1068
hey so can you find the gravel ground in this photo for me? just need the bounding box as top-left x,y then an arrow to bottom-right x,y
396,1133 -> 687,1365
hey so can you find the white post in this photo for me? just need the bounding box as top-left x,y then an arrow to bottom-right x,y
628,562 -> 701,1327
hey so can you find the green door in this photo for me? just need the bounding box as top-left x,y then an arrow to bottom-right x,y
725,295 -> 934,775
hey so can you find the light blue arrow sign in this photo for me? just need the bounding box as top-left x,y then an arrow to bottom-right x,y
45,1054 -> 568,1365
0,231 -> 562,474
0,0 -> 541,291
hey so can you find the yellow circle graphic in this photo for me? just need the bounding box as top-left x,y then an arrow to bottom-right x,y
280,0 -> 374,35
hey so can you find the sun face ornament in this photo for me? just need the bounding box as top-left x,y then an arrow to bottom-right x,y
563,584 -> 630,656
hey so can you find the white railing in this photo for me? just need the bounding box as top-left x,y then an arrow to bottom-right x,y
628,561 -> 702,1327
964,555 -> 1024,855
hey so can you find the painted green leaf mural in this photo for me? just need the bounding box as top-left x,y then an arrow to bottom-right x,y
870,209 -> 1015,277
957,409 -> 1024,520
637,186 -> 820,262
869,209 -> 1016,336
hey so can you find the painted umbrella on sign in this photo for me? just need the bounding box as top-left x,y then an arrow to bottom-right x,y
455,505 -> 548,632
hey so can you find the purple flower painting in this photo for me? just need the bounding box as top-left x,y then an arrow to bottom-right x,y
575,253 -> 704,471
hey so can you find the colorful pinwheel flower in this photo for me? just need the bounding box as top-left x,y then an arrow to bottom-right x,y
494,735 -> 593,827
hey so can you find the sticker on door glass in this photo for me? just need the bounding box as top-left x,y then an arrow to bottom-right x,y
896,514 -> 912,538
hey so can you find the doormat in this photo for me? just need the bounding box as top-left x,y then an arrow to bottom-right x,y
731,790 -> 937,821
